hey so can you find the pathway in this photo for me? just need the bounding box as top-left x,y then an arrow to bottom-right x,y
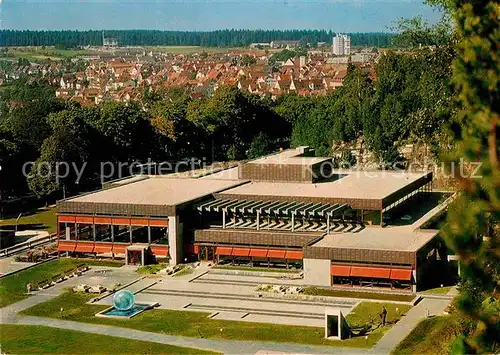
372,297 -> 451,353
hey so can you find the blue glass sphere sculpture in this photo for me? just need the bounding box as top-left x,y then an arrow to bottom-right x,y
113,290 -> 135,311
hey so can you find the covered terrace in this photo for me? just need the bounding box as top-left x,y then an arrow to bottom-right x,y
196,198 -> 354,233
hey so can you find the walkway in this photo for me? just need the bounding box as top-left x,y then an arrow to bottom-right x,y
372,298 -> 451,353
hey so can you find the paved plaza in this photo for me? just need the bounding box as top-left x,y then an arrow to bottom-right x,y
94,266 -> 357,327
1,262 -> 452,354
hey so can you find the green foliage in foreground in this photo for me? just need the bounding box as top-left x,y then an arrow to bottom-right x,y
21,291 -> 410,347
0,324 -> 219,354
439,0 -> 500,352
0,259 -> 122,307
304,287 -> 416,302
392,315 -> 472,355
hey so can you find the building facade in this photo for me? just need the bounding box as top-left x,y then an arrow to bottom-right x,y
333,34 -> 351,56
56,147 -> 451,292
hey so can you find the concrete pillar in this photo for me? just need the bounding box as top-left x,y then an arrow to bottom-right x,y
168,216 -> 183,265
129,225 -> 133,244
222,210 -> 226,229
147,225 -> 151,244
92,224 -> 96,242
291,213 -> 295,232
327,215 -> 330,234
256,210 -> 260,230
65,223 -> 70,240
111,225 -> 114,243
412,269 -> 417,293
303,259 -> 331,286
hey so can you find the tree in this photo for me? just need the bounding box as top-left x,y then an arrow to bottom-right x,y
27,109 -> 92,198
441,0 -> 500,352
392,16 -> 452,48
241,54 -> 256,66
247,132 -> 274,159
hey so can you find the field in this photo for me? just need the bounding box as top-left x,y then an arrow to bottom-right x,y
0,47 -> 98,61
21,291 -> 411,347
0,324 -> 219,354
0,259 -> 122,307
392,315 -> 463,354
142,45 -> 246,54
0,207 -> 57,233
303,286 -> 416,302
0,45 -> 252,61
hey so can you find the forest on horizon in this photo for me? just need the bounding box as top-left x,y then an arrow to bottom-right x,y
0,29 -> 394,48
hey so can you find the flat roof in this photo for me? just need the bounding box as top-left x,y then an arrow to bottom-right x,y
67,177 -> 246,207
247,148 -> 329,166
311,225 -> 438,252
248,155 -> 330,166
201,166 -> 240,180
219,171 -> 431,201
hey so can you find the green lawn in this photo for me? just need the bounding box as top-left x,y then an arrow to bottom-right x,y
172,265 -> 194,277
0,324 -> 219,354
21,291 -> 410,347
303,287 -> 416,302
136,264 -> 167,274
213,265 -> 300,273
0,259 -> 122,308
0,207 -> 57,233
392,315 -> 463,355
420,286 -> 453,295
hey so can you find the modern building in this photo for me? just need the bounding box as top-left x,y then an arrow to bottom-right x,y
56,147 -> 451,292
102,31 -> 119,48
333,34 -> 351,56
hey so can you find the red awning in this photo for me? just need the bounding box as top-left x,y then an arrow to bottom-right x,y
75,242 -> 94,253
249,248 -> 268,257
150,245 -> 169,256
232,248 -> 250,257
350,266 -> 391,279
57,241 -> 76,252
112,244 -> 128,255
267,249 -> 286,258
215,247 -> 233,256
58,215 -> 76,223
331,264 -> 351,277
94,243 -> 113,254
390,268 -> 412,281
285,250 -> 303,260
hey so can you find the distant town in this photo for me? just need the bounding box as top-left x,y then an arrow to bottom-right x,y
0,33 -> 381,105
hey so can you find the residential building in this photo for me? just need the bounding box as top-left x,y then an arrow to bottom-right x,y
333,34 -> 351,55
